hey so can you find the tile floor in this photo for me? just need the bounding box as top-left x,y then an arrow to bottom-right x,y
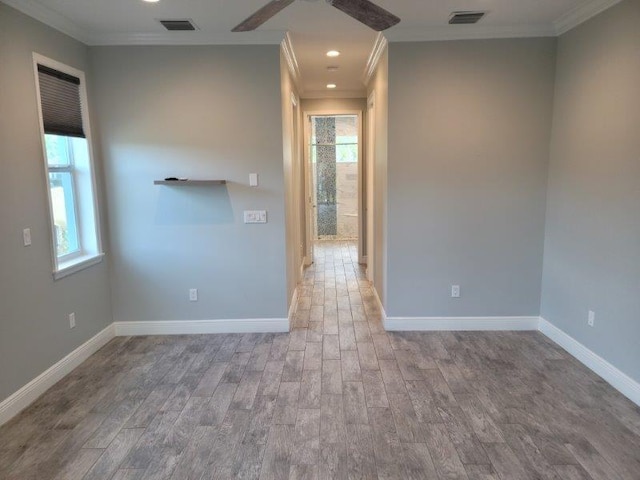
1,241 -> 639,479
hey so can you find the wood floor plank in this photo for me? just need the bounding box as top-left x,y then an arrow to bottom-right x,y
323,335 -> 341,360
402,442 -> 439,480
361,369 -> 389,408
52,448 -> 103,480
283,350 -> 305,382
343,381 -> 369,425
322,359 -> 343,395
340,349 -> 362,382
291,408 -> 321,466
423,423 -> 469,480
346,424 -> 377,480
200,383 -> 237,425
83,428 -> 145,480
274,382 -> 301,425
231,370 -> 263,410
260,424 -> 294,480
299,369 -> 322,409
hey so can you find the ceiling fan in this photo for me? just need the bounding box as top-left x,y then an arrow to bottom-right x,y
232,0 -> 401,32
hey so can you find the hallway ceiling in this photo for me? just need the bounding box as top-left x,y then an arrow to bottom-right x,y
3,0 -> 613,96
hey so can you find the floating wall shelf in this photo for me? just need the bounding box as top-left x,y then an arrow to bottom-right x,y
154,180 -> 227,186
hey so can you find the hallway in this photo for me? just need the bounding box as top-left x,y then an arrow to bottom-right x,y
1,242 -> 640,479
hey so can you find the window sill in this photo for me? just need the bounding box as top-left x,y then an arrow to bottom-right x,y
54,253 -> 105,280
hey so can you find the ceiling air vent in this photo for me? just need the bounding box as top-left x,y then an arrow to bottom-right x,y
159,19 -> 198,31
448,11 -> 487,25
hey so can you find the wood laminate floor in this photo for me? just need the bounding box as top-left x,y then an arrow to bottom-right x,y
1,241 -> 640,479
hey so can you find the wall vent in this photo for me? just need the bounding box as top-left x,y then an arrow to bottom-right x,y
159,19 -> 198,31
448,11 -> 487,25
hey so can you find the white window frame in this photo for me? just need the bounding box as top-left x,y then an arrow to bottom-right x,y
33,53 -> 104,280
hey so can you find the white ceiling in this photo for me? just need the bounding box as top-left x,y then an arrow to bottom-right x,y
2,0 -> 620,97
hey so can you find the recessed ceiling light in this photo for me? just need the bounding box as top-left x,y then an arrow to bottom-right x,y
327,84 -> 337,89
142,0 -> 160,3
326,50 -> 340,57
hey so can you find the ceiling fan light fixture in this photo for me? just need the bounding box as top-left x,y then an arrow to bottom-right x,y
327,83 -> 337,89
326,50 -> 341,57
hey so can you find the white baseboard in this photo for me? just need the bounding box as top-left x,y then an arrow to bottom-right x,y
539,317 -> 640,407
288,287 -> 299,323
113,318 -> 290,336
372,286 -> 387,321
0,324 -> 115,427
384,316 -> 539,331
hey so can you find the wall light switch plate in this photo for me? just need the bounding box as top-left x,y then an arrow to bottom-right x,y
249,173 -> 259,187
23,228 -> 32,246
69,313 -> 76,329
588,310 -> 595,327
244,210 -> 267,224
189,289 -> 198,302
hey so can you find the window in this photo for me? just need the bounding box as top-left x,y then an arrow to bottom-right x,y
34,54 -> 103,279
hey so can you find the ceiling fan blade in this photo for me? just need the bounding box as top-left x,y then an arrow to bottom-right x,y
330,0 -> 400,31
232,0 -> 296,32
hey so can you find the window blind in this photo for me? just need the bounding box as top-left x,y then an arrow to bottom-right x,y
37,64 -> 85,138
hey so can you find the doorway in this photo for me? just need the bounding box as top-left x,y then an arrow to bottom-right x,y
305,113 -> 362,261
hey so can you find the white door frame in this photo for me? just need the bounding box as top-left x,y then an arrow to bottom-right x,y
366,93 -> 376,282
303,109 -> 364,263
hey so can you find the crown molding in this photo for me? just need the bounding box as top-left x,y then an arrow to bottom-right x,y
553,0 -> 623,35
2,0 -> 624,46
301,89 -> 366,100
363,32 -> 388,86
89,31 -> 286,46
386,23 -> 556,43
2,0 -> 92,44
281,32 -> 302,88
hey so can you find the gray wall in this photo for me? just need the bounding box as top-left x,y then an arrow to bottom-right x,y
90,45 -> 288,322
0,5 -> 113,402
386,39 -> 556,317
541,0 -> 640,382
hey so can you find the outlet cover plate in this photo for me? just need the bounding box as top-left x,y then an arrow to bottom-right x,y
244,210 -> 267,224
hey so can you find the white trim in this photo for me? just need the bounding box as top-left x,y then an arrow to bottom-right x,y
385,24 -> 556,43
288,287 -> 299,324
363,33 -> 388,85
301,89 -> 367,100
2,0 -> 93,44
372,286 -> 387,321
91,31 -> 285,46
0,324 -> 115,427
554,0 -> 623,35
281,32 -> 302,88
3,0 -> 623,46
384,316 -> 539,332
113,318 -> 290,336
53,253 -> 104,280
539,318 -> 640,407
33,53 -> 104,279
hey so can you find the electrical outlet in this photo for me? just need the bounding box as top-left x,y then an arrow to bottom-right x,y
249,173 -> 259,187
588,310 -> 595,327
189,288 -> 198,302
23,228 -> 32,246
451,285 -> 461,298
244,210 -> 267,224
69,313 -> 76,329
